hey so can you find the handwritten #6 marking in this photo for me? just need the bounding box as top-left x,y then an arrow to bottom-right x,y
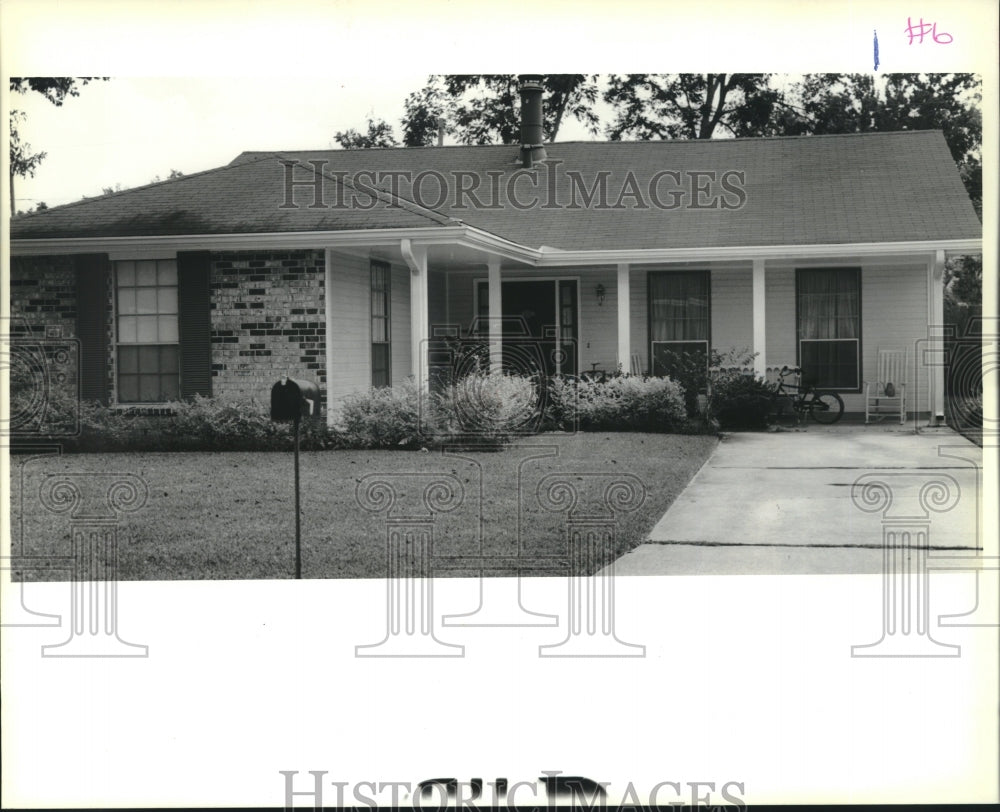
905,17 -> 953,44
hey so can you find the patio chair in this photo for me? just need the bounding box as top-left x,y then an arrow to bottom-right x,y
865,348 -> 907,424
630,352 -> 643,376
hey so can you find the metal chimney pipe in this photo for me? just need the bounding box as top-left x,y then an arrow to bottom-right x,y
518,74 -> 547,168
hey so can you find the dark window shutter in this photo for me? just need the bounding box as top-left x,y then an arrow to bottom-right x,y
177,251 -> 213,399
75,254 -> 110,404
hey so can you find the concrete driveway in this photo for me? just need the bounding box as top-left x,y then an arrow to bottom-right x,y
607,423 -> 985,575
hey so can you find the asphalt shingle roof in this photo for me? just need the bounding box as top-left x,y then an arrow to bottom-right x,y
10,131 -> 981,250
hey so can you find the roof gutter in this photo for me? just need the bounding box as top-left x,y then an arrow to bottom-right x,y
10,225 -> 981,265
526,237 -> 983,265
8,226 -> 472,258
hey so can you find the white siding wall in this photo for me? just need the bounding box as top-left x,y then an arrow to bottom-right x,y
858,262 -> 929,413
710,263 -> 754,357
766,260 -> 930,413
326,251 -> 370,412
764,266 -> 797,368
325,251 -> 411,415
578,268 -> 618,372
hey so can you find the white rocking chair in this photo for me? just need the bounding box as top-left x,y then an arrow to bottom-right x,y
865,348 -> 907,424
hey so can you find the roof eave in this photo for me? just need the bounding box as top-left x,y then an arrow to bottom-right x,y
9,226 -> 981,266
528,238 -> 984,266
8,226 -> 471,259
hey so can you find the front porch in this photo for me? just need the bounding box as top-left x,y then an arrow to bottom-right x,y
323,242 -> 957,423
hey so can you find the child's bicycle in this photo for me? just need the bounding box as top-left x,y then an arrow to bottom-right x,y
769,366 -> 845,425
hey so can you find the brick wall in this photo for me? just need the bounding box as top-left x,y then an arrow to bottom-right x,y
9,256 -> 78,338
209,249 -> 327,405
8,256 -> 82,405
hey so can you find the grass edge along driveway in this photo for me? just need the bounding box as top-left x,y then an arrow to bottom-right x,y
11,432 -> 718,580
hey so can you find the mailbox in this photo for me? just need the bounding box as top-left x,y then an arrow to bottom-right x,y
270,376 -> 320,421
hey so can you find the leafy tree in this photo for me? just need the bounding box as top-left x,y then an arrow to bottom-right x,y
10,200 -> 49,218
945,253 -> 982,330
9,111 -> 46,212
401,81 -> 453,147
333,117 -> 398,149
400,74 -> 599,146
599,73 -> 980,216
92,168 -> 185,199
8,77 -> 107,212
946,254 -> 982,306
788,73 -> 982,217
150,169 -> 185,183
603,74 -> 789,140
9,77 -> 104,105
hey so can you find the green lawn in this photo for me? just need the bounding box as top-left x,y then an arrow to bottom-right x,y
10,433 -> 717,580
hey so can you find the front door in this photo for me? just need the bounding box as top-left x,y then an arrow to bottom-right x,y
477,279 -> 578,376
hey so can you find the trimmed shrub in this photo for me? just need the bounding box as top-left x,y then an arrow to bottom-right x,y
12,395 -> 337,453
548,374 -> 686,432
167,396 -> 287,450
704,347 -> 774,431
338,378 -> 423,449
656,349 -> 708,418
7,356 -> 80,437
709,373 -> 774,430
433,369 -> 542,447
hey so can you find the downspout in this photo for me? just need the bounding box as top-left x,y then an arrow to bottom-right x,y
929,249 -> 947,425
401,238 -> 429,392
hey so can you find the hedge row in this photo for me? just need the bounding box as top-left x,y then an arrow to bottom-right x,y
10,351 -> 777,452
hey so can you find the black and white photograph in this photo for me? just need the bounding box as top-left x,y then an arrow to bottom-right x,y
2,0 -> 997,808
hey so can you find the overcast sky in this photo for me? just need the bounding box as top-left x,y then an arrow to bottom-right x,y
4,0 -> 996,211
11,76 -> 493,208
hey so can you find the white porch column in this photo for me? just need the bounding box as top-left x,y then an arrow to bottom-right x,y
929,249 -> 947,423
401,239 -> 429,391
616,262 -> 631,373
487,256 -> 502,373
324,249 -> 336,427
752,258 -> 767,377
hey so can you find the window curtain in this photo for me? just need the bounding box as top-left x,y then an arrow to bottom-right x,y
797,269 -> 859,340
649,272 -> 709,341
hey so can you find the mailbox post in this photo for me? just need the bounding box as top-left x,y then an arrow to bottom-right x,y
270,376 -> 319,579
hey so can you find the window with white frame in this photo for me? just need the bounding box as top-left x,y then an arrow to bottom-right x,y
648,271 -> 710,379
116,259 -> 179,402
796,267 -> 861,390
